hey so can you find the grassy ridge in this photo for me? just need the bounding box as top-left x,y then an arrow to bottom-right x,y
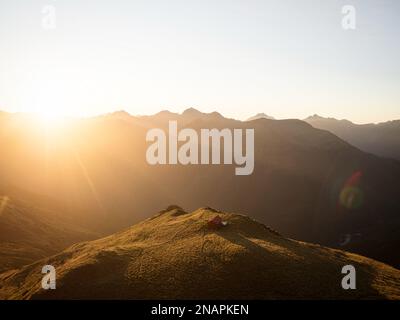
1,206 -> 399,300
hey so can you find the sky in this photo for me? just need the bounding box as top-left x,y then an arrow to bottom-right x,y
0,0 -> 399,123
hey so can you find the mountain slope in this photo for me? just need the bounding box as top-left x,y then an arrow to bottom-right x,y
1,207 -> 399,300
0,190 -> 97,273
305,115 -> 400,160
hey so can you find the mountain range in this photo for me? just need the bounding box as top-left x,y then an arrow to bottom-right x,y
0,108 -> 399,271
305,114 -> 400,161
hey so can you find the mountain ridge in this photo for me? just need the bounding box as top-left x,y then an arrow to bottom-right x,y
1,206 -> 399,300
305,114 -> 400,160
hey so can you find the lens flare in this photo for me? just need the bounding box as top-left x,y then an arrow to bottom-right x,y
339,170 -> 364,209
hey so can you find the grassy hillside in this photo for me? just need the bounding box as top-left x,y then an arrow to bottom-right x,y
1,207 -> 399,300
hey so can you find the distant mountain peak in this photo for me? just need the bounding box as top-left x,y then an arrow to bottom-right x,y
209,111 -> 223,118
246,113 -> 275,121
181,108 -> 224,120
156,110 -> 176,115
110,110 -> 132,117
306,114 -> 325,120
182,107 -> 202,115
305,114 -> 355,125
149,110 -> 180,119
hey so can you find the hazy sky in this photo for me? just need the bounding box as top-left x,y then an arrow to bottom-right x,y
0,0 -> 399,123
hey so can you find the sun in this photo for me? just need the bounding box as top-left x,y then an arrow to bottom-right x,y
39,109 -> 63,122
19,68 -> 85,128
33,107 -> 71,129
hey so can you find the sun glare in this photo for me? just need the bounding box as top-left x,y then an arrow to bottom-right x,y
33,108 -> 71,129
35,110 -> 62,127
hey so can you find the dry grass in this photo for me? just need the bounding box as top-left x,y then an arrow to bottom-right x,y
1,207 -> 399,300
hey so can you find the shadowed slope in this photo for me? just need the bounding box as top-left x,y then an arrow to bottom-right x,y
1,207 -> 399,300
0,191 -> 97,273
